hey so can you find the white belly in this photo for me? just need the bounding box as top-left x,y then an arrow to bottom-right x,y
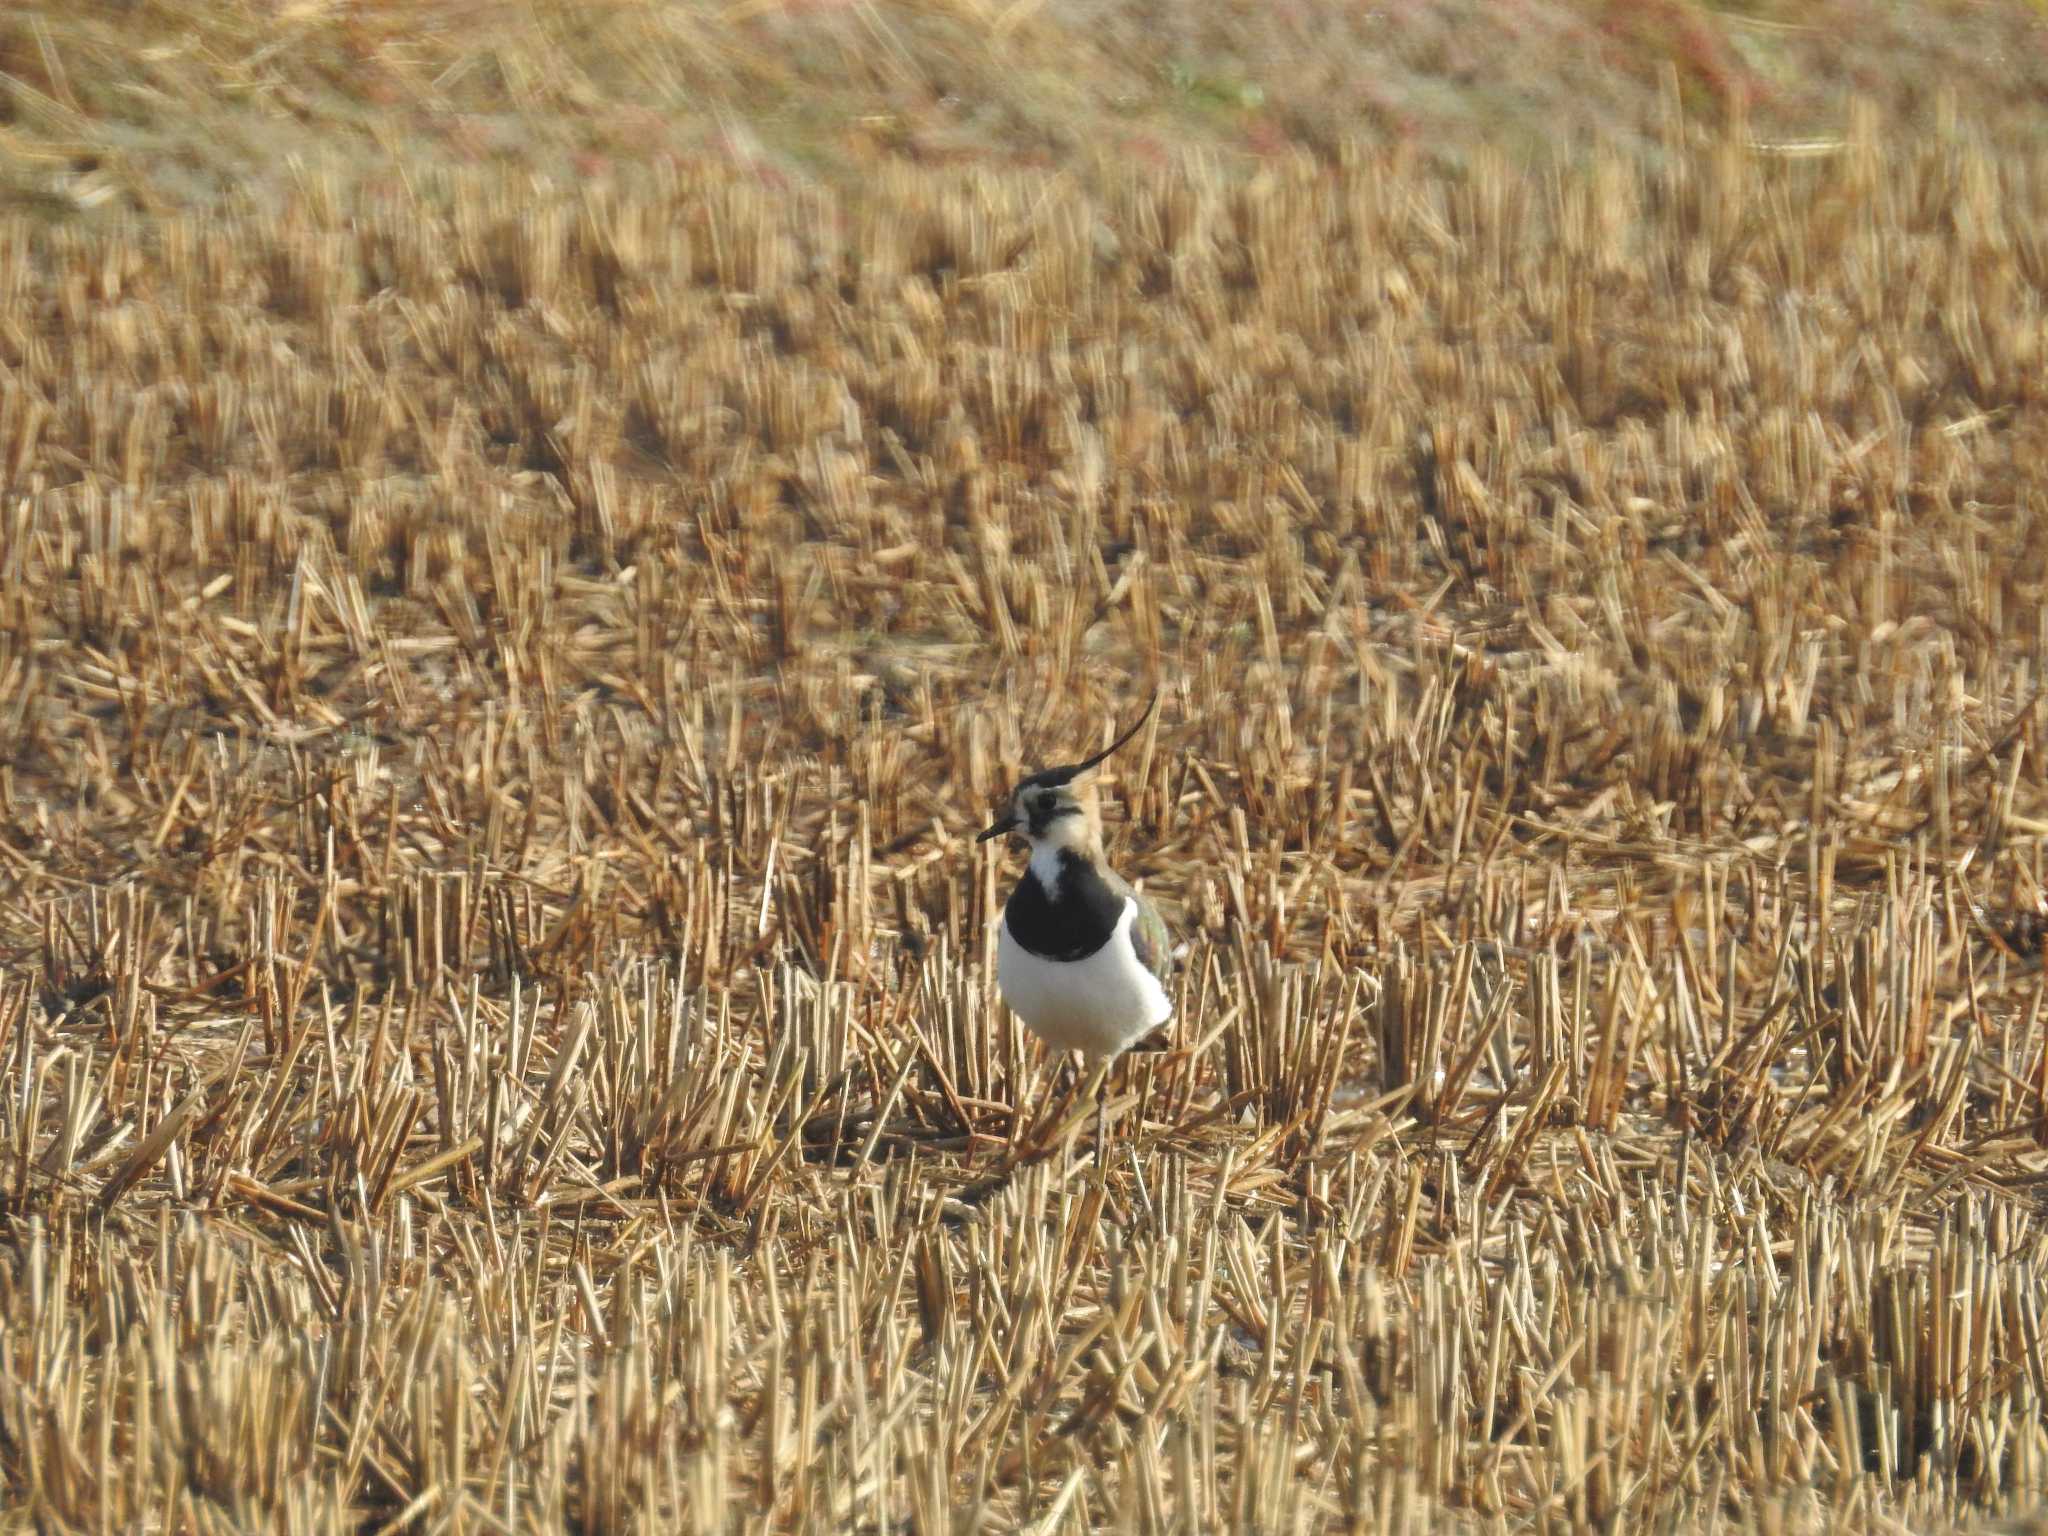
996,898 -> 1172,1061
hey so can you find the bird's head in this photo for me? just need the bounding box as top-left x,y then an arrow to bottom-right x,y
976,694 -> 1156,856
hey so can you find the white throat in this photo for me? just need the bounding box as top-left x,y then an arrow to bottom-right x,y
1023,811 -> 1097,897
1028,840 -> 1065,896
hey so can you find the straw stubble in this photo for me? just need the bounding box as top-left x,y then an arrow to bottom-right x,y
3,118 -> 2048,1530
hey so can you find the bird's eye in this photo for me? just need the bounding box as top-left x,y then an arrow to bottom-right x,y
1034,792 -> 1056,813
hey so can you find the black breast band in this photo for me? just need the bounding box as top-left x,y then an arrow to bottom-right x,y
1003,851 -> 1126,961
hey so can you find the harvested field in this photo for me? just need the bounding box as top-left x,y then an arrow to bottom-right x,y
8,52 -> 2048,1536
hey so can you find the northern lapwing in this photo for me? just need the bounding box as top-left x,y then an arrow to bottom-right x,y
977,694 -> 1173,1162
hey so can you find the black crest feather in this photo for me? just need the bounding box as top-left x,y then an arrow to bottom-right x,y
1020,692 -> 1157,791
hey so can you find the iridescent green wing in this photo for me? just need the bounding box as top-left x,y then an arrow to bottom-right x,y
1104,868 -> 1174,985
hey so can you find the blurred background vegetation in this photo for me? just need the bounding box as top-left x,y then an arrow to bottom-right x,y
4,0 -> 2047,216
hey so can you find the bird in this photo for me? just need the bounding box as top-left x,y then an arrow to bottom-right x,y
976,694 -> 1174,1163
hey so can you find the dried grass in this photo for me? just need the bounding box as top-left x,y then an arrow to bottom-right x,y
5,80 -> 2048,1534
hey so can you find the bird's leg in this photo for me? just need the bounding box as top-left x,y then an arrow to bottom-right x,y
1026,1053 -> 1078,1157
1092,1059 -> 1112,1168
